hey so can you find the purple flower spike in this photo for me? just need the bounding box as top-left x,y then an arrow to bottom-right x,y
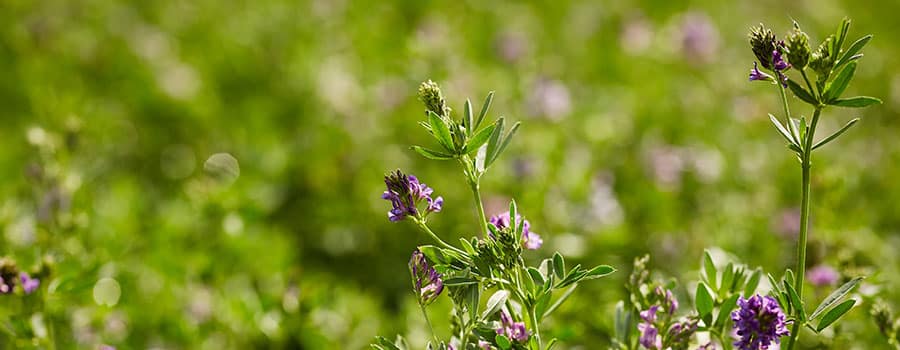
382,170 -> 443,222
807,265 -> 839,287
772,49 -> 790,71
749,62 -> 774,82
489,211 -> 543,250
637,305 -> 662,349
496,310 -> 529,343
20,273 -> 39,294
409,249 -> 443,305
731,294 -> 790,350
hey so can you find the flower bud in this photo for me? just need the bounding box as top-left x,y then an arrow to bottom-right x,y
418,80 -> 451,117
809,35 -> 834,77
749,24 -> 777,70
786,24 -> 811,69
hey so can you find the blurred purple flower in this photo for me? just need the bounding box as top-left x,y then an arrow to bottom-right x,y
637,305 -> 662,349
528,79 -> 571,121
731,294 -> 790,350
807,265 -> 840,287
679,12 -> 719,64
0,276 -> 10,294
382,170 -> 442,222
489,211 -> 543,250
478,340 -> 492,350
497,310 -> 529,342
20,273 -> 39,294
409,249 -> 443,305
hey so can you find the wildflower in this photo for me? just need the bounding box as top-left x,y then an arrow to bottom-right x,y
20,272 -> 40,294
667,317 -> 700,349
478,340 -> 492,350
771,49 -> 790,71
496,310 -> 529,342
655,286 -> 679,314
806,265 -> 839,287
637,305 -> 662,349
382,170 -> 443,222
409,249 -> 444,305
731,294 -> 790,350
488,211 -> 543,250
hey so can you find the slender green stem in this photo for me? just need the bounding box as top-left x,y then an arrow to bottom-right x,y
800,70 -> 816,97
414,218 -> 465,255
420,304 -> 439,345
529,305 -> 543,350
469,181 -> 489,238
784,106 -> 822,350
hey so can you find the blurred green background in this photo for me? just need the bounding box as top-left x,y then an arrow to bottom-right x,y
1,0 -> 898,348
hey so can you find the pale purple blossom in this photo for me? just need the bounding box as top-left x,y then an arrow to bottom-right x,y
409,249 -> 444,305
638,305 -> 662,349
807,265 -> 839,287
497,310 -> 529,342
749,62 -> 774,82
731,294 -> 790,350
489,211 -> 543,250
20,273 -> 39,294
382,170 -> 442,222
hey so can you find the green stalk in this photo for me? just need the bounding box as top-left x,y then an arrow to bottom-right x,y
420,304 -> 439,345
414,218 -> 465,255
461,155 -> 489,238
529,306 -> 543,350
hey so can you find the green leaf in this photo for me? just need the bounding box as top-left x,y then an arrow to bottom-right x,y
715,293 -> 740,328
744,268 -> 762,297
528,267 -> 546,290
460,238 -> 476,255
485,117 -> 505,167
787,79 -> 818,105
495,334 -> 512,350
411,146 -> 455,160
695,282 -> 714,317
614,301 -> 632,343
489,122 -> 520,166
476,91 -> 494,129
465,123 -> 496,154
418,245 -> 446,265
836,35 -> 872,68
816,299 -> 856,332
534,290 -> 552,320
721,263 -> 735,294
443,276 -> 478,286
769,114 -> 799,147
825,62 -> 857,102
464,98 -> 474,135
810,277 -> 863,320
703,250 -> 717,288
552,253 -> 565,279
834,17 -> 851,58
374,336 -> 401,350
831,96 -> 882,108
467,283 -> 480,321
428,111 -> 456,153
481,290 -> 510,320
508,199 -> 518,233
788,118 -> 803,146
583,265 -> 616,280
812,118 -> 859,150
784,280 -> 806,322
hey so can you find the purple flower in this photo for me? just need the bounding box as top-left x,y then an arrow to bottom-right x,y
20,273 -> 39,294
488,211 -> 543,250
749,62 -> 774,82
478,340 -> 492,350
637,305 -> 662,349
382,170 -> 442,222
409,249 -> 443,305
807,265 -> 839,287
731,294 -> 790,350
771,49 -> 790,71
496,310 -> 529,342
0,276 -> 10,294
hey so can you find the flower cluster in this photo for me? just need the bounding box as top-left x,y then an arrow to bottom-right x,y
496,310 -> 529,343
382,170 -> 442,222
0,258 -> 41,295
488,211 -> 542,250
748,24 -> 792,86
731,294 -> 790,350
409,249 -> 444,306
635,287 -> 688,350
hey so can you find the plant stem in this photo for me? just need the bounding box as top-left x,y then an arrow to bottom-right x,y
420,304 -> 439,345
529,306 -> 543,350
785,106 -> 822,350
469,181 -> 489,238
414,219 -> 465,255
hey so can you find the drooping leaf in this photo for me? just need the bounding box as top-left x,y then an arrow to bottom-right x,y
816,299 -> 856,332
412,146 -> 455,160
787,79 -> 818,105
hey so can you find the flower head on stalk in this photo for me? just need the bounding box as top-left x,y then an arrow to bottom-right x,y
409,249 -> 444,305
382,170 -> 443,222
488,211 -> 543,250
496,310 -> 529,343
731,294 -> 790,350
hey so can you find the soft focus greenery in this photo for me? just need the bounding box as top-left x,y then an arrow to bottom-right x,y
1,0 -> 898,349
